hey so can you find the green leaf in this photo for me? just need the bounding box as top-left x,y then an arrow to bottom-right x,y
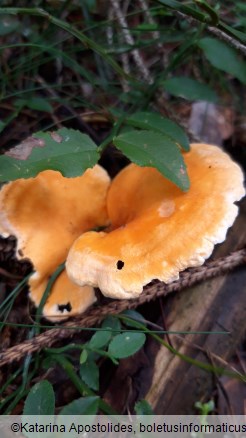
89,330 -> 112,349
135,23 -> 159,31
23,380 -> 55,415
108,332 -> 146,359
198,37 -> 246,84
121,310 -> 147,328
135,400 -> 154,415
163,77 -> 218,102
14,97 -> 53,113
84,0 -> 97,13
220,23 -> 246,44
113,130 -> 190,191
80,349 -> 88,365
119,89 -> 145,104
80,360 -> 99,391
0,121 -> 5,134
60,396 -> 99,415
195,399 -> 215,415
102,316 -> 122,332
157,0 -> 210,22
0,15 -> 20,35
236,2 -> 246,12
126,111 -> 189,151
0,128 -> 98,182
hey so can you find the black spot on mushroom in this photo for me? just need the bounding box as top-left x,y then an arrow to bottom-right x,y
18,249 -> 24,257
117,260 -> 124,270
57,302 -> 72,313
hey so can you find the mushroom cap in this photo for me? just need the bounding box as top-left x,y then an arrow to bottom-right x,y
31,271 -> 96,322
0,165 -> 110,319
66,143 -> 245,299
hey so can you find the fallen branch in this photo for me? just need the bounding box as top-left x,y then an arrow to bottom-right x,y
0,247 -> 245,367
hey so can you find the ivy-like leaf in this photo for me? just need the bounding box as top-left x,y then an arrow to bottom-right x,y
108,332 -> 146,359
113,130 -> 190,191
23,380 -> 55,415
126,111 -> 190,151
0,128 -> 98,182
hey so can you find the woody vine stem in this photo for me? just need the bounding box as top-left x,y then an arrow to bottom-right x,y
0,247 -> 245,367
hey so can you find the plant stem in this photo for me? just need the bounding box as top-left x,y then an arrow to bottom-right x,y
53,355 -> 117,415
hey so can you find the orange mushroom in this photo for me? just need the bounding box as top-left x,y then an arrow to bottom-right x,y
0,165 -> 110,319
66,144 -> 245,299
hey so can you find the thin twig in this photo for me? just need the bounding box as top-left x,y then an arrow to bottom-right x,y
207,26 -> 246,56
108,1 -> 203,142
175,11 -> 246,56
138,0 -> 162,49
108,6 -> 131,92
110,0 -> 154,84
0,248 -> 245,367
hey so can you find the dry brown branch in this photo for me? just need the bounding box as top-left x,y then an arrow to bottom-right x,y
0,247 -> 245,367
107,1 -> 203,142
108,7 -> 131,93
138,0 -> 162,48
110,0 -> 153,83
207,26 -> 246,56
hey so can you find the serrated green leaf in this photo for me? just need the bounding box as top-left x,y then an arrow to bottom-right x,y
108,332 -> 146,359
23,380 -> 55,415
198,37 -> 246,84
80,360 -> 99,391
60,396 -> 99,415
89,330 -> 112,349
163,77 -> 218,102
0,128 -> 99,182
135,400 -> 154,415
126,111 -> 190,151
113,130 -> 190,191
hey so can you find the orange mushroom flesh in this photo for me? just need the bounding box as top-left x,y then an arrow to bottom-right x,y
66,144 -> 245,299
32,271 -> 96,321
0,165 -> 110,319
